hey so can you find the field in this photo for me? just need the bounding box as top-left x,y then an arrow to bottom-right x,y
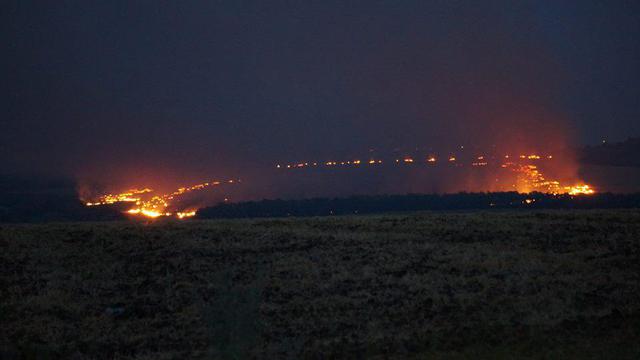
2,210 -> 640,359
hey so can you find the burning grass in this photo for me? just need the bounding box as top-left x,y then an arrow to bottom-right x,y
2,210 -> 639,358
82,151 -> 594,220
280,152 -> 595,195
84,179 -> 241,220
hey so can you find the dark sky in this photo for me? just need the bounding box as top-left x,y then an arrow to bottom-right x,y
3,0 -> 639,184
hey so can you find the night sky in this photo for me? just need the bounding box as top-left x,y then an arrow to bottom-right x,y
3,1 -> 639,186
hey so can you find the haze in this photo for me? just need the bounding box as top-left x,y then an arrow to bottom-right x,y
3,1 -> 639,193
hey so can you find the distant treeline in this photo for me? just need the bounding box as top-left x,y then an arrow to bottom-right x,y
196,192 -> 640,219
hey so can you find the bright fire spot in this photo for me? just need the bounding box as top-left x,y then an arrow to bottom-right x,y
127,208 -> 170,218
176,211 -> 197,219
566,184 -> 595,195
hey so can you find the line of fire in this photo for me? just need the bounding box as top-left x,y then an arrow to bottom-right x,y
84,179 -> 241,219
278,152 -> 594,195
83,149 -> 595,220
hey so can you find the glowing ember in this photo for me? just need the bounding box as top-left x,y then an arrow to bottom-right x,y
176,210 -> 197,219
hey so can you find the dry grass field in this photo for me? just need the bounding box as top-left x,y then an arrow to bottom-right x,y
2,210 -> 640,359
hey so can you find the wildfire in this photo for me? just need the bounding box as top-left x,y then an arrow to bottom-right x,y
277,152 -> 596,196
85,149 -> 596,220
85,188 -> 152,206
127,208 -> 169,218
566,184 -> 595,195
84,178 -> 240,219
503,163 -> 595,195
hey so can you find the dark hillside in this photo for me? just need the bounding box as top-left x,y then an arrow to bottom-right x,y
197,192 -> 640,219
580,137 -> 640,167
0,175 -> 123,222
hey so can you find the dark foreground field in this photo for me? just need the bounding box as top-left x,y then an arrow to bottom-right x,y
2,211 -> 640,359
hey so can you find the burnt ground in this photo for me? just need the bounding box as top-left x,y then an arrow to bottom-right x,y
1,210 -> 640,358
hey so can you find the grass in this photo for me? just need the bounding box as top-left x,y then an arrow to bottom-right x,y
1,210 -> 639,358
